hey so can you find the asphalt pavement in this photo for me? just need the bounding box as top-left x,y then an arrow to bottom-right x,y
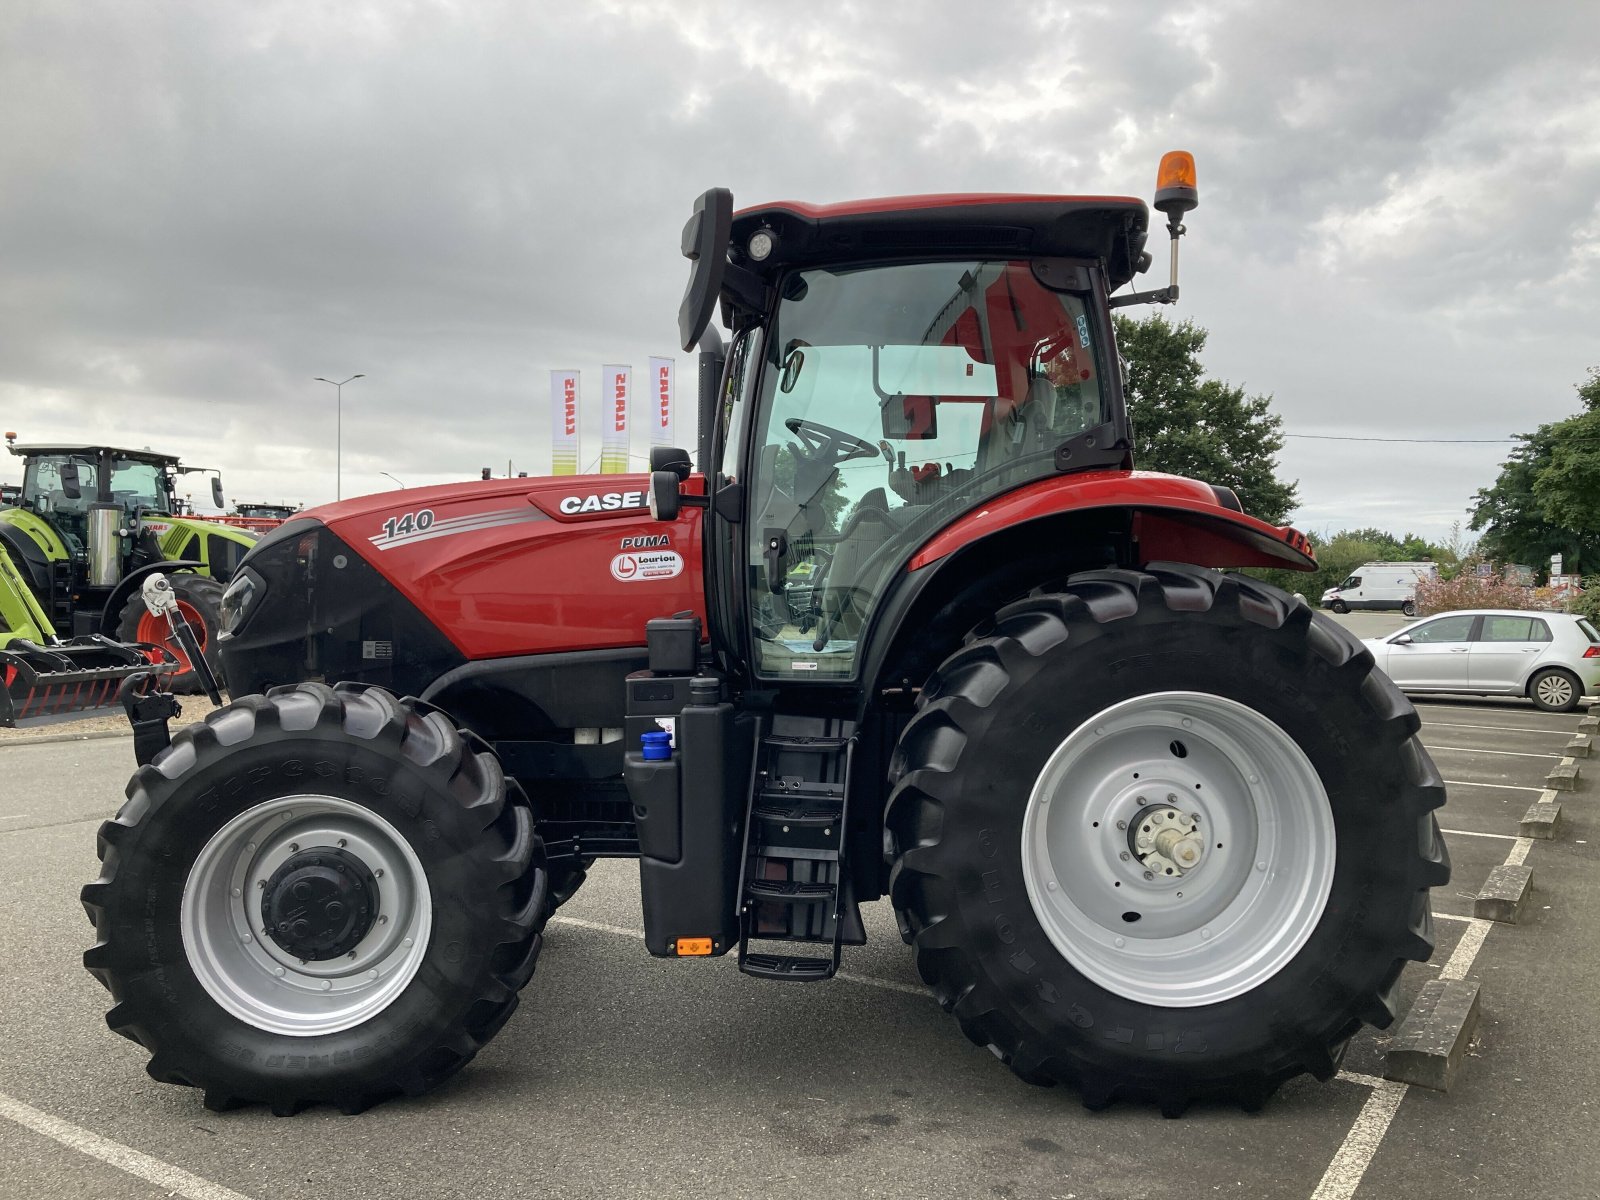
0,609 -> 1595,1199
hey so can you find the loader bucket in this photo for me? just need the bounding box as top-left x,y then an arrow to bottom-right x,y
0,636 -> 175,728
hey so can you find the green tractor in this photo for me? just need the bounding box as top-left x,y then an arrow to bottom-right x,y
0,433 -> 256,692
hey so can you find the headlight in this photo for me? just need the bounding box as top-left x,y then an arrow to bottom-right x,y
219,569 -> 262,636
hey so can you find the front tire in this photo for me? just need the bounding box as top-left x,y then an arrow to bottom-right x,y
82,683 -> 549,1114
1330,599 -> 1349,614
886,565 -> 1449,1113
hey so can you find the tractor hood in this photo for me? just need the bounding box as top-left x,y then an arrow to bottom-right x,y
218,472 -> 708,699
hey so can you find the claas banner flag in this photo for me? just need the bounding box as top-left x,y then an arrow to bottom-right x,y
601,364 -> 631,474
550,370 -> 579,475
647,356 -> 674,447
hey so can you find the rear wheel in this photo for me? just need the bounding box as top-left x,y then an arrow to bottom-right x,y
1401,600 -> 1417,617
116,572 -> 226,695
82,683 -> 549,1114
1529,667 -> 1581,713
886,565 -> 1449,1113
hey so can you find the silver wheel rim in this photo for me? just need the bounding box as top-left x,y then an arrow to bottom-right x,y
1020,692 -> 1335,1008
1536,673 -> 1574,708
181,795 -> 432,1037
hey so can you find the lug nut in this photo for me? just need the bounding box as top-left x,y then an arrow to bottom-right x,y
1119,851 -> 1131,861
1143,870 -> 1154,881
1116,820 -> 1127,831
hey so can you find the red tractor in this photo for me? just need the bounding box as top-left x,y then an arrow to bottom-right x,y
83,155 -> 1448,1117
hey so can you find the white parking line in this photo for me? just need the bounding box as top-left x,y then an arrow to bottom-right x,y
1421,721 -> 1570,737
549,915 -> 643,940
0,814 -> 30,823
1441,779 -> 1545,792
1423,745 -> 1559,760
1310,1080 -> 1409,1200
1439,828 -> 1518,841
1310,836 -> 1525,1199
0,1090 -> 254,1200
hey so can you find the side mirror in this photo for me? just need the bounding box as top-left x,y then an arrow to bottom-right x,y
649,445 -> 692,481
60,460 -> 82,501
211,476 -> 226,509
1392,634 -> 1413,645
678,188 -> 733,352
647,471 -> 681,521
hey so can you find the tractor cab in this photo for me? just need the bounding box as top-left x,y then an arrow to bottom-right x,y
10,443 -> 183,551
663,173 -> 1193,687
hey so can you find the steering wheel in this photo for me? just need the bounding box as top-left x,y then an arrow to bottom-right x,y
784,418 -> 880,465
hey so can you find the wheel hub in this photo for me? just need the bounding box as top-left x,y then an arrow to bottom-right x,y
1131,805 -> 1204,877
260,846 -> 379,961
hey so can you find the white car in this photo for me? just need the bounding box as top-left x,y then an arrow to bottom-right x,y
1362,609 -> 1600,712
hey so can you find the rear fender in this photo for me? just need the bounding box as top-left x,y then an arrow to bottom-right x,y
861,471 -> 1314,701
98,560 -> 205,638
908,471 -> 1315,573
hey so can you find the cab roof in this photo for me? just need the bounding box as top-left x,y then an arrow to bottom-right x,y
7,443 -> 181,466
731,193 -> 1151,288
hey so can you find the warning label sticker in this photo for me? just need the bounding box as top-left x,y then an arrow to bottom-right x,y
610,550 -> 684,582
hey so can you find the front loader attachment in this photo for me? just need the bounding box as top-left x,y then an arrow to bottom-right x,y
0,635 -> 175,728
2,539 -> 176,728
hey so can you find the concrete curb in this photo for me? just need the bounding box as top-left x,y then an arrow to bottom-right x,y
0,729 -> 134,749
1385,978 -> 1482,1091
1545,757 -> 1580,791
1567,734 -> 1592,759
1520,801 -> 1563,839
1475,863 -> 1534,923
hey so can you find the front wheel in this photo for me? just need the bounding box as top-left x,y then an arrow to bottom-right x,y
82,683 -> 549,1114
1330,599 -> 1349,614
886,565 -> 1449,1113
1529,667 -> 1582,713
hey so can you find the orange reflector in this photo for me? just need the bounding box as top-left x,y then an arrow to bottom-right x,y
675,937 -> 714,956
1157,150 -> 1196,191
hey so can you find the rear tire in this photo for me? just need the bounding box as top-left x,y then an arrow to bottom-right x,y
1401,600 -> 1417,617
82,682 -> 549,1114
886,565 -> 1449,1113
115,572 -> 226,695
1529,667 -> 1582,713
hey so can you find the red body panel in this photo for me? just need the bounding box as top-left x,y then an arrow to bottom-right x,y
313,475 -> 706,660
908,471 -> 1316,572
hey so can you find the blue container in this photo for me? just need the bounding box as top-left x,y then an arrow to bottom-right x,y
640,730 -> 672,761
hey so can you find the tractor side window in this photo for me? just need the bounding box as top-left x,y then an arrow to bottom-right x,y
744,259 -> 1108,680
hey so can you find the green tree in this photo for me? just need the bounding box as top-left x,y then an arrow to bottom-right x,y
1470,369 -> 1600,575
1114,314 -> 1298,524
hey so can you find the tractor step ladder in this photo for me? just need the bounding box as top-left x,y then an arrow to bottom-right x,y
737,725 -> 862,981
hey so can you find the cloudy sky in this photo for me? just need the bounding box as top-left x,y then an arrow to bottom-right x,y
2,1 -> 1597,540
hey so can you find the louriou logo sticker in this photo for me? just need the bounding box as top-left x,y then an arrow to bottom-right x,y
610,550 -> 683,582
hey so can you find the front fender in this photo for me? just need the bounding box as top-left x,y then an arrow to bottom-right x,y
99,560 -> 205,637
908,470 -> 1315,573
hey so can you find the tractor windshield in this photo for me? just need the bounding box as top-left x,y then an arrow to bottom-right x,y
745,258 -> 1108,680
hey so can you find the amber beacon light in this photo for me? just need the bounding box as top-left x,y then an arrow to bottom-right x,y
1154,151 -> 1199,216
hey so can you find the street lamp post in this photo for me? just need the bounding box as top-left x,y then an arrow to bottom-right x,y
313,374 -> 365,500
378,471 -> 406,489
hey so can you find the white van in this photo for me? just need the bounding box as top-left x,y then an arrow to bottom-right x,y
1321,561 -> 1437,616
